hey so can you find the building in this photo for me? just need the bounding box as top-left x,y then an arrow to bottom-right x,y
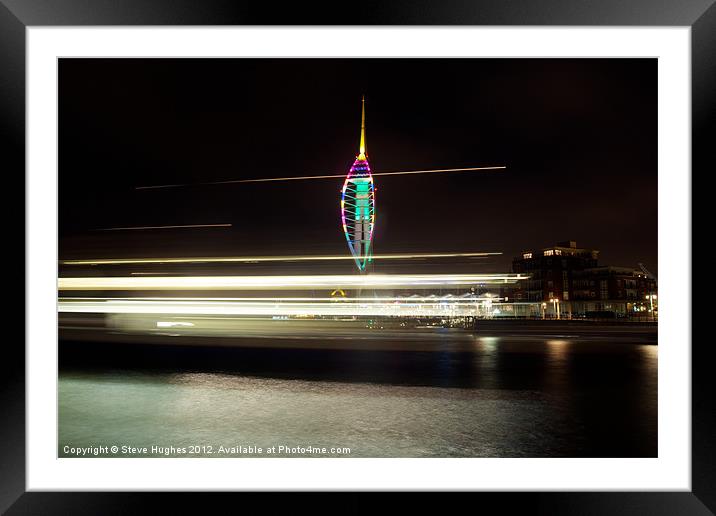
340,96 -> 376,272
511,241 -> 598,303
510,241 -> 657,318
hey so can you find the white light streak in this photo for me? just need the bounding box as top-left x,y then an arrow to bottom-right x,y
61,251 -> 501,266
59,298 -> 514,318
95,224 -> 232,231
62,296 -> 508,303
156,321 -> 195,328
135,166 -> 506,190
58,273 -> 527,291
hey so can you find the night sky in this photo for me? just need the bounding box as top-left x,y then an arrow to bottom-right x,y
59,58 -> 657,272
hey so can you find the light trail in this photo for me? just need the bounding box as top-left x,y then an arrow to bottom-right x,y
135,166 -> 506,190
95,224 -> 232,231
62,295 -> 506,302
60,251 -> 502,266
59,297 -> 513,318
58,273 -> 528,291
130,272 -> 177,275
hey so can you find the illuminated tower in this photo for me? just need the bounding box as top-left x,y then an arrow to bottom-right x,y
341,96 -> 376,272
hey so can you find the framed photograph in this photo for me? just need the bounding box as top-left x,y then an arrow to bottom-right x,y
4,0 -> 710,513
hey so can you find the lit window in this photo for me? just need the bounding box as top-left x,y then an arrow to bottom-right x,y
523,253 -> 532,259
555,249 -> 562,255
544,250 -> 554,256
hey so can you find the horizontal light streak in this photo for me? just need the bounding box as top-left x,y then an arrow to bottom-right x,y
60,251 -> 501,266
375,166 -> 505,178
58,273 -> 527,291
62,296 -> 507,302
130,272 -> 177,275
95,224 -> 232,231
135,166 -> 506,190
59,298 -> 510,318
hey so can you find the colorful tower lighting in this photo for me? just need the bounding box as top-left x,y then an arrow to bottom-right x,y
341,96 -> 376,272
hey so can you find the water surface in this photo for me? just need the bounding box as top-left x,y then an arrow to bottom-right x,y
59,333 -> 657,458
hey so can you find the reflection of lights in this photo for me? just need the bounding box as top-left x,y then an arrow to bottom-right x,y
58,273 -> 528,291
61,251 -> 502,266
640,344 -> 658,361
546,339 -> 569,361
477,336 -> 499,352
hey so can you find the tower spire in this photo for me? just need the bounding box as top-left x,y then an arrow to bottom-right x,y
358,95 -> 367,161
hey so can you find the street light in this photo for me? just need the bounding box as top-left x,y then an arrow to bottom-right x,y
550,297 -> 561,320
645,294 -> 657,321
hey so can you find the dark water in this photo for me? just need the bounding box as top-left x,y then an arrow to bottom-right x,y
58,332 -> 657,458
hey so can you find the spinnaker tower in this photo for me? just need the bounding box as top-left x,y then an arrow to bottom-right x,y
340,96 -> 376,272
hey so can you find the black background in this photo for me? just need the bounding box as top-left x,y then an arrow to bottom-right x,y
59,58 -> 657,272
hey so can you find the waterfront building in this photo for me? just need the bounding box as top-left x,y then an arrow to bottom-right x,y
511,241 -> 657,318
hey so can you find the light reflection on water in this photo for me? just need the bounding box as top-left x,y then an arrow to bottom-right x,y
58,335 -> 657,458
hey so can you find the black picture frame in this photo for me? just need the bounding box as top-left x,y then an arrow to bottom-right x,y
2,1 -> 710,513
